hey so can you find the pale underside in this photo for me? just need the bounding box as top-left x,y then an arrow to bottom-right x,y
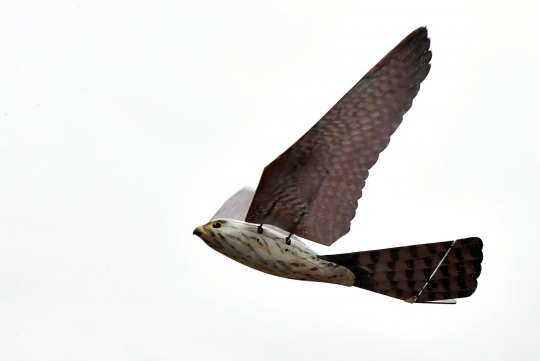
196,219 -> 355,286
195,218 -> 483,304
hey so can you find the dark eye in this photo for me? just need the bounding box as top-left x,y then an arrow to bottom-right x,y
211,222 -> 222,229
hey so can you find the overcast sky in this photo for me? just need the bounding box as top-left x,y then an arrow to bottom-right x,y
2,1 -> 540,360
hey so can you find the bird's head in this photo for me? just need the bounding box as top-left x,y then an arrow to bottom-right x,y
192,219 -> 260,248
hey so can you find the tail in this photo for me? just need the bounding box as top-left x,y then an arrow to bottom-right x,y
320,237 -> 483,304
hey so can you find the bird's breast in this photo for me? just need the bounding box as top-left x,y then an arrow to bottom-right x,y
200,222 -> 354,286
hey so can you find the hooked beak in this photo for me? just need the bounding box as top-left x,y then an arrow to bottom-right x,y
193,227 -> 204,237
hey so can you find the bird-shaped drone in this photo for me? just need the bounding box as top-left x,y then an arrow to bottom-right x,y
193,27 -> 483,304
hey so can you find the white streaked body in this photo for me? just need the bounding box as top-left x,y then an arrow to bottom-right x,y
194,219 -> 355,286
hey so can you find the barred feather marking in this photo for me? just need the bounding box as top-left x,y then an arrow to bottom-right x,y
319,238 -> 483,303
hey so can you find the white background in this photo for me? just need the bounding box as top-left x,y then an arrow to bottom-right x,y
2,1 -> 539,360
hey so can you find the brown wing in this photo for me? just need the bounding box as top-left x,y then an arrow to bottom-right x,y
245,27 -> 432,245
320,237 -> 483,303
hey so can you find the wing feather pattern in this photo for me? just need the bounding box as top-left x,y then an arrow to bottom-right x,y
319,237 -> 483,303
246,27 -> 432,245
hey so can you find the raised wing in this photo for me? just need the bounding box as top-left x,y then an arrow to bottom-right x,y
211,188 -> 255,221
246,27 -> 432,245
320,237 -> 483,303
